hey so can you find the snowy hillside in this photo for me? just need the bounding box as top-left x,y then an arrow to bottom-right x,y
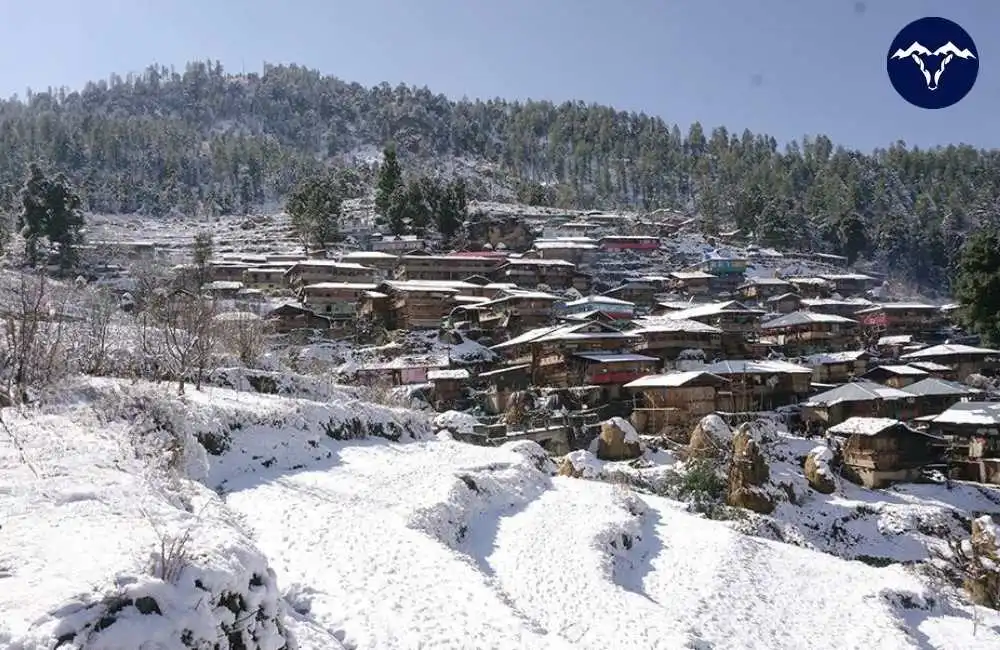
2,379 -> 997,649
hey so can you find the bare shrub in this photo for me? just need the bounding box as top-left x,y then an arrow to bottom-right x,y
142,509 -> 196,584
152,289 -> 218,394
0,273 -> 73,403
75,286 -> 119,375
214,312 -> 265,368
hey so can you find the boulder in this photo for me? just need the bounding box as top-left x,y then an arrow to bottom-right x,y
804,446 -> 837,494
596,417 -> 642,461
687,414 -> 732,460
557,450 -> 602,479
726,426 -> 774,514
965,515 -> 1000,607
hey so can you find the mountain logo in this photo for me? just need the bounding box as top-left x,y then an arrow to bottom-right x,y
887,17 -> 978,109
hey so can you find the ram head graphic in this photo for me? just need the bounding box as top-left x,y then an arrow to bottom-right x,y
890,41 -> 977,91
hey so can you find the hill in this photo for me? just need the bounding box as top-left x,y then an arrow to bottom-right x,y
3,377 -> 998,649
2,60 -> 1000,287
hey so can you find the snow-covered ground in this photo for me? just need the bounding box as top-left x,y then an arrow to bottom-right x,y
2,379 -> 998,649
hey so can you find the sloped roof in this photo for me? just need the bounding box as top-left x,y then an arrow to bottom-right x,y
900,344 -> 1000,360
827,417 -> 903,436
804,350 -> 870,365
901,377 -> 981,397
702,360 -> 813,375
624,371 -> 731,389
804,380 -> 912,406
863,365 -> 929,378
917,401 -> 1000,427
760,311 -> 856,329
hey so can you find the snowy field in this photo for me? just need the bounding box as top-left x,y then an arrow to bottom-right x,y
2,378 -> 999,649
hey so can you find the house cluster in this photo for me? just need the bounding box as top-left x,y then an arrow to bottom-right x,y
201,223 -> 1000,488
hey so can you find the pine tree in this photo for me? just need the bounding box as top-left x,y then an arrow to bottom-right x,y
192,231 -> 214,288
374,144 -> 403,218
286,173 -> 343,253
18,163 -> 50,266
953,228 -> 1000,346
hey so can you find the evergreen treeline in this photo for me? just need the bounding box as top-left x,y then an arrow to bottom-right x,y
2,60 -> 1000,287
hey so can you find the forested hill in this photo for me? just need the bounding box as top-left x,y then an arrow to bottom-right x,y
1,60 -> 999,287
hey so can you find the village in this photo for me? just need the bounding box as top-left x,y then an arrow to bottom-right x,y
104,206 -> 1000,494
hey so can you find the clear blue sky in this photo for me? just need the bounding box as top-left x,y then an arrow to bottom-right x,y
1,0 -> 996,151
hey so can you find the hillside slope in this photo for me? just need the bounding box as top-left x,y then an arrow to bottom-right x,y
2,378 -> 997,650
3,61 -> 1000,285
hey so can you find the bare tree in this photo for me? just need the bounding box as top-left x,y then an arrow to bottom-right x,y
214,312 -> 265,368
0,273 -> 72,403
77,286 -> 119,376
154,289 -> 218,394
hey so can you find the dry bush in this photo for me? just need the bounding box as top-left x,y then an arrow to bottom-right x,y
214,312 -> 265,368
152,290 -> 218,394
0,273 -> 73,403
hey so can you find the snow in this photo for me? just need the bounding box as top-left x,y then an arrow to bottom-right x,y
604,416 -> 641,443
827,417 -> 903,437
433,410 -> 480,435
5,377 -> 1000,649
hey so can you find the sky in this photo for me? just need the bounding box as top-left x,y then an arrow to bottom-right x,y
0,0 -> 996,151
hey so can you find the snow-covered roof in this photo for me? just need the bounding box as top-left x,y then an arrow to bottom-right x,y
760,311 -> 856,329
498,289 -> 563,301
804,380 -> 912,406
863,364 -> 929,377
918,401 -> 1000,426
574,353 -> 660,364
669,271 -> 716,280
742,277 -> 792,286
765,292 -> 801,302
533,241 -> 598,250
702,360 -> 813,375
827,417 -> 909,437
340,251 -> 399,259
623,371 -> 730,389
663,301 -> 763,321
786,277 -> 830,285
382,280 -> 477,293
804,350 -> 869,365
301,282 -> 378,291
502,257 -> 576,267
907,361 -> 953,372
426,369 -> 471,380
801,298 -> 873,308
629,318 -> 724,335
878,335 -> 915,346
855,302 -> 939,313
818,273 -> 876,281
287,260 -> 373,270
900,344 -> 1000,360
564,295 -> 635,308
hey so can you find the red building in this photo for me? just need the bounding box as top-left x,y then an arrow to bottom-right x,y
599,236 -> 661,253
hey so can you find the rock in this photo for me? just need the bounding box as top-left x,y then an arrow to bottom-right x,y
687,414 -> 732,460
726,426 -> 774,514
804,446 -> 837,494
596,417 -> 642,461
964,515 -> 1000,607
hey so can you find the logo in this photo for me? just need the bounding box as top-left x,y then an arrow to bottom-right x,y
887,17 -> 978,109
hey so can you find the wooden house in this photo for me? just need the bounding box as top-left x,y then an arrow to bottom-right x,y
801,298 -> 874,319
339,251 -> 399,277
264,303 -> 334,334
477,364 -> 532,414
208,261 -> 251,283
697,256 -> 748,294
476,289 -> 561,333
627,318 -> 724,366
801,380 -> 917,429
899,343 -> 1000,382
297,282 -> 377,319
803,350 -> 871,384
901,377 -> 981,417
658,301 -> 765,357
669,271 -> 716,295
490,320 -> 641,386
354,360 -> 445,386
243,263 -> 294,292
569,352 -> 660,391
876,334 -> 920,360
369,234 -> 428,253
906,361 -> 955,379
826,417 -> 942,488
598,235 -> 661,253
203,281 -> 244,299
757,311 -> 859,355
817,273 -> 879,297
532,239 -> 599,265
559,295 -> 636,320
738,277 -> 794,302
395,253 -> 502,282
916,401 -> 1000,484
284,260 -> 379,288
358,280 -> 462,330
765,292 -> 802,314
786,277 -> 833,299
701,359 -> 813,411
427,368 -> 471,407
491,258 -> 580,290
854,303 -> 947,337
860,364 -> 929,388
602,281 -> 658,309
624,371 -> 731,436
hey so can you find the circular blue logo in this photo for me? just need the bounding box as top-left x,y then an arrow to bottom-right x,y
887,17 -> 978,109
